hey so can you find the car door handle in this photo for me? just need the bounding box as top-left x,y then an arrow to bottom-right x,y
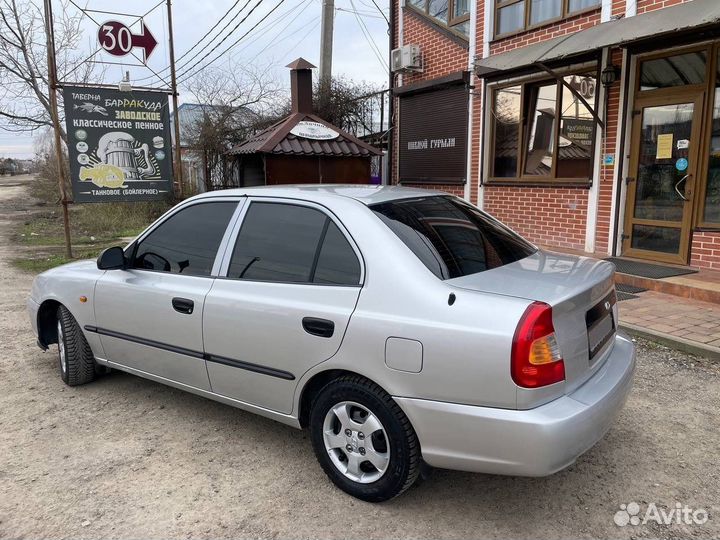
302,317 -> 335,338
172,297 -> 194,315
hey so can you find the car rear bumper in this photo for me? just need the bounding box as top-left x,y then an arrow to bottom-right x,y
394,333 -> 635,476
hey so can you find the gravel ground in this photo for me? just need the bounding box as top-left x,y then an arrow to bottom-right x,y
0,175 -> 718,539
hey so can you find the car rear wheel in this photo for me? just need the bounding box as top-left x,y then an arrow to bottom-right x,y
309,375 -> 421,502
56,305 -> 96,386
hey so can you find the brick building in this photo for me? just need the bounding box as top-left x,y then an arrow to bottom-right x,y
390,0 -> 720,270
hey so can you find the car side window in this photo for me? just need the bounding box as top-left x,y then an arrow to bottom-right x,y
132,201 -> 237,277
313,221 -> 361,285
227,202 -> 361,285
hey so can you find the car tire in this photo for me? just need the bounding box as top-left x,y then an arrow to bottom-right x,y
56,305 -> 96,386
309,375 -> 421,502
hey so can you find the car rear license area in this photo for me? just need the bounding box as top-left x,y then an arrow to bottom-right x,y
586,290 -> 617,362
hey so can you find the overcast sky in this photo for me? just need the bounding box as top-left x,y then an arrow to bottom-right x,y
0,0 -> 390,158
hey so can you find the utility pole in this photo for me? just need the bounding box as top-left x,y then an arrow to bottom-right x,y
319,0 -> 335,88
43,0 -> 72,259
166,0 -> 184,199
387,1 -> 395,186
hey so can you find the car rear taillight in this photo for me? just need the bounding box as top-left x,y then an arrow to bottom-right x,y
511,301 -> 565,388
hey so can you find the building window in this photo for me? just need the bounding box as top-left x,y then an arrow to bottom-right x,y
489,71 -> 598,184
495,0 -> 601,38
408,0 -> 470,37
639,51 -> 707,92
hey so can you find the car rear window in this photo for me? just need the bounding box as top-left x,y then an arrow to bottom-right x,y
371,196 -> 536,279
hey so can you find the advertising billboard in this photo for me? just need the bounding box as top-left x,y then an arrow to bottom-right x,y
62,85 -> 173,202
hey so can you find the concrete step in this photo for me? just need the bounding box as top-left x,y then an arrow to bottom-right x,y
615,270 -> 720,305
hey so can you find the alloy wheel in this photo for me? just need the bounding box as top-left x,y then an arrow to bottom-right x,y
322,400 -> 390,483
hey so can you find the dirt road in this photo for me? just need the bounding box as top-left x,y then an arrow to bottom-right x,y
0,175 -> 718,539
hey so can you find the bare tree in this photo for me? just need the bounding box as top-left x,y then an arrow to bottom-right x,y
30,127 -> 69,201
267,75 -> 384,135
313,76 -> 382,132
183,64 -> 280,191
0,0 -> 100,141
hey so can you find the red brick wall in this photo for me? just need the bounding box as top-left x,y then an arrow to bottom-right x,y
611,0 -> 626,17
636,0 -> 691,15
391,7 -> 469,195
468,83 -> 482,205
490,9 -> 601,55
402,9 -> 468,85
391,0 -> 399,187
478,7 -> 603,250
483,186 -> 589,250
594,49 -> 624,255
469,4 -> 483,206
690,232 -> 720,270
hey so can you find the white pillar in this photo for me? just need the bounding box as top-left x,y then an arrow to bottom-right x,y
464,0 -> 478,202
477,0 -> 494,208
601,0 -> 612,22
585,48 -> 609,253
626,0 -> 637,18
609,48 -> 633,255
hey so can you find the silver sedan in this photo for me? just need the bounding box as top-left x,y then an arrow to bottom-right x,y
27,186 -> 635,502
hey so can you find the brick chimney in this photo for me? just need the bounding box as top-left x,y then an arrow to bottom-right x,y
286,58 -> 316,115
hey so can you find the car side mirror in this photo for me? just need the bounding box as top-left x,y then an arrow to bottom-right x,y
97,246 -> 127,270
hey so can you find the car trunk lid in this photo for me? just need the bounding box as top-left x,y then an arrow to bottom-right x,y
447,250 -> 617,395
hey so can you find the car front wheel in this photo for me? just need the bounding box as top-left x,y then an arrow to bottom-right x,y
56,305 -> 96,386
309,375 -> 421,502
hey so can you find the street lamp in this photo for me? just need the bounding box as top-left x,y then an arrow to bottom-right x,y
601,64 -> 620,88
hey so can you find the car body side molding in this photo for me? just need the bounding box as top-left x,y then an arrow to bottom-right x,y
204,354 -> 295,380
84,325 -> 295,380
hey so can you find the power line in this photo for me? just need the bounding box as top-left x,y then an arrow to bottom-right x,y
238,1 -> 316,60
136,0 -> 253,82
354,0 -> 389,25
174,0 -> 270,82
225,0 -> 313,63
279,17 -> 321,60
348,0 -> 388,70
171,0 -> 257,74
176,0 -> 246,63
335,7 -> 385,20
176,0 -> 287,85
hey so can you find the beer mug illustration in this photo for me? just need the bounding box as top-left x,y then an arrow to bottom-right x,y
97,132 -> 154,180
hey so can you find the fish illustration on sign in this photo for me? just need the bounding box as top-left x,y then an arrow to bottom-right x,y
79,164 -> 126,188
73,103 -> 108,116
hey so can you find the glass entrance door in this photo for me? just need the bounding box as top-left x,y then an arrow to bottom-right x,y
623,93 -> 704,263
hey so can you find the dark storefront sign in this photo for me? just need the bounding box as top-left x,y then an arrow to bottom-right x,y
562,118 -> 594,147
398,80 -> 469,184
62,85 -> 173,202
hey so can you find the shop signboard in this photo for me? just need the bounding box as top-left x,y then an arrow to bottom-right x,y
562,118 -> 595,147
62,86 -> 173,202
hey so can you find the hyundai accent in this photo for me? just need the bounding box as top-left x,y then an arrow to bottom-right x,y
27,185 -> 635,502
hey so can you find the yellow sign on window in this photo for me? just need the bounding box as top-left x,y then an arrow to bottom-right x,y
657,134 -> 674,159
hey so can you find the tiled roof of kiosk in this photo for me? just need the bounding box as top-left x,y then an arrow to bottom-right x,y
228,113 -> 381,157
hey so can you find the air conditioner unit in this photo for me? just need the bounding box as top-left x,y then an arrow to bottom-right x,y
391,45 -> 422,73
